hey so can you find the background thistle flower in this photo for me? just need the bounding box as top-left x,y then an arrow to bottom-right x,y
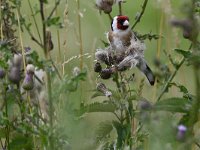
8,54 -> 23,84
176,125 -> 187,141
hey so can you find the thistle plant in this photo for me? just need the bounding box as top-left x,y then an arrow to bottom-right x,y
77,0 -> 200,149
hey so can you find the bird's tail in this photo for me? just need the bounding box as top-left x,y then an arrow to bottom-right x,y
137,59 -> 155,86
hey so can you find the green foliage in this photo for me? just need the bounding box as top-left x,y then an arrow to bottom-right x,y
46,17 -> 61,27
76,101 -> 116,116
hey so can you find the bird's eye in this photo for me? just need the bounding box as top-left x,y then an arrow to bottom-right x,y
119,19 -> 124,25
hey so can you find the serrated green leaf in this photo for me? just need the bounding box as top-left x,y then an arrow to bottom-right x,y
96,121 -> 113,142
9,134 -> 33,150
112,121 -> 131,149
154,97 -> 192,113
174,49 -> 191,58
0,128 -> 6,138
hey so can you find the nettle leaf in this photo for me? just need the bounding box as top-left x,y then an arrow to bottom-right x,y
154,97 -> 192,113
96,121 -> 113,142
174,49 -> 192,58
76,101 -> 116,116
46,17 -> 60,26
9,134 -> 33,150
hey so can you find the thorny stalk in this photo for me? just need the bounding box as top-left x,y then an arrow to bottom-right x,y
27,0 -> 42,44
131,0 -> 148,30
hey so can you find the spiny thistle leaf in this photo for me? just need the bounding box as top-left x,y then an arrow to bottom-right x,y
174,49 -> 192,58
91,91 -> 105,99
154,97 -> 192,113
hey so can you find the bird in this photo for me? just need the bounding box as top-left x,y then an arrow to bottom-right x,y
107,15 -> 155,85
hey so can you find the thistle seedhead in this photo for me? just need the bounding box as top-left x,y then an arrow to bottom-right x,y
96,82 -> 112,97
100,68 -> 113,79
95,50 -> 110,65
94,62 -> 102,73
95,0 -> 114,14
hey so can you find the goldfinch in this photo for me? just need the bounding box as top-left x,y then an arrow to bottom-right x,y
108,15 -> 155,85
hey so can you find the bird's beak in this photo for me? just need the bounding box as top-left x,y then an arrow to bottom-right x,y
123,20 -> 129,26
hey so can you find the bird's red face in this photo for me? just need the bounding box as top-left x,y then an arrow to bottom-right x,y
112,15 -> 129,31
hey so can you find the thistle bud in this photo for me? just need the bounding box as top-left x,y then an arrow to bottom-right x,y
100,68 -> 112,79
94,62 -> 102,72
22,64 -> 35,91
96,0 -> 114,14
176,125 -> 187,141
96,83 -> 112,97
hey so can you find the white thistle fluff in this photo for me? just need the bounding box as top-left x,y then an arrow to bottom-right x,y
26,64 -> 35,73
95,49 -> 109,63
117,55 -> 138,70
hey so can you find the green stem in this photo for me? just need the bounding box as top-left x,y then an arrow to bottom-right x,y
28,0 -> 42,43
131,0 -> 148,30
119,1 -> 122,15
156,44 -> 192,101
156,57 -> 185,101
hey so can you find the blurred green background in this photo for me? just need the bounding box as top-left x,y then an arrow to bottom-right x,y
18,0 -> 195,149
